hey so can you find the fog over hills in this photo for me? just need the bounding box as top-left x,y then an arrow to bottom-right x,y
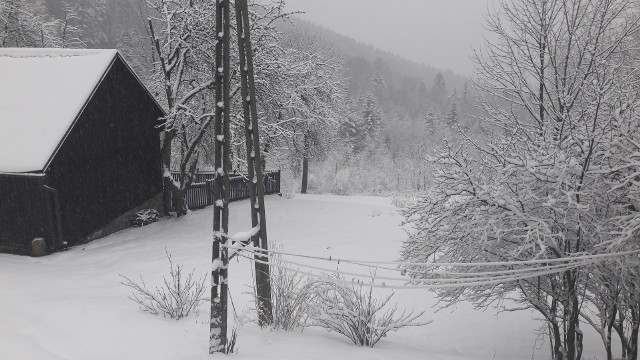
281,18 -> 470,96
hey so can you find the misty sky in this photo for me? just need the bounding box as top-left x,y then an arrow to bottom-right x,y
285,0 -> 495,75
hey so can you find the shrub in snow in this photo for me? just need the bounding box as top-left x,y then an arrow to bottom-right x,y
306,173 -> 322,193
391,194 -> 418,210
332,168 -> 351,195
120,251 -> 206,320
269,246 -> 314,331
132,209 -> 160,227
280,169 -> 298,198
306,278 -> 431,347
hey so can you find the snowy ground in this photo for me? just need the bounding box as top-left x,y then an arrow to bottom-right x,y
0,195 -> 608,359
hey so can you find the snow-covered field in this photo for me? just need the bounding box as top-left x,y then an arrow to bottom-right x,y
0,195 -> 608,359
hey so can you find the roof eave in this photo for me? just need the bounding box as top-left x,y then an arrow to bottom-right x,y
0,171 -> 46,178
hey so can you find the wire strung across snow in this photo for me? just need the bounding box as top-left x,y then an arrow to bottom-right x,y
234,253 -> 597,290
240,249 -> 599,277
227,245 -> 603,284
222,243 -> 640,268
338,260 -> 590,277
222,244 -> 636,289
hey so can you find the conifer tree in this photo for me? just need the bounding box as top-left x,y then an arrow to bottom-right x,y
445,90 -> 459,127
431,72 -> 447,106
362,95 -> 382,140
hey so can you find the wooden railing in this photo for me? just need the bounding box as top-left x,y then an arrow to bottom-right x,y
165,170 -> 281,211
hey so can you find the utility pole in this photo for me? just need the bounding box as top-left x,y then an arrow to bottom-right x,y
234,0 -> 273,327
210,0 -> 272,353
210,0 -> 231,353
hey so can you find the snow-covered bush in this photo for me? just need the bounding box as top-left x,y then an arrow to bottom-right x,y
306,278 -> 430,347
269,246 -> 314,331
120,251 -> 206,320
279,169 -> 299,198
132,209 -> 160,227
310,141 -> 428,196
305,173 -> 322,193
331,168 -> 354,195
391,194 -> 418,210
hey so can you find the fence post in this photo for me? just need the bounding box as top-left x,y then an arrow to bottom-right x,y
206,179 -> 213,206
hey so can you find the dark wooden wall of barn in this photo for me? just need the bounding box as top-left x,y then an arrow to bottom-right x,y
0,175 -> 55,254
46,56 -> 164,244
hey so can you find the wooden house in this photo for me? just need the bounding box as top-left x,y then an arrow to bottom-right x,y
0,48 -> 165,255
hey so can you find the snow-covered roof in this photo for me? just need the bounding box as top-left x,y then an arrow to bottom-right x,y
0,48 -> 118,173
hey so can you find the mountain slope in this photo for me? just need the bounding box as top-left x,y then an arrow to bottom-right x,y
280,18 -> 470,98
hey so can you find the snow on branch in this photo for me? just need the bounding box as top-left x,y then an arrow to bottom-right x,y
120,250 -> 207,319
306,276 -> 431,347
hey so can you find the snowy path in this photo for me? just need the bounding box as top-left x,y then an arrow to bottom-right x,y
0,195 -> 606,359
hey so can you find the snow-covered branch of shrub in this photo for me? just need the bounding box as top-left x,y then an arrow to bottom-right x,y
268,244 -> 314,331
120,250 -> 207,320
305,277 -> 431,347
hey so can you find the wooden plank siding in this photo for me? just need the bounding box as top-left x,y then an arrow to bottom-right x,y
45,56 -> 164,244
165,170 -> 281,211
0,169 -> 279,253
0,174 -> 61,254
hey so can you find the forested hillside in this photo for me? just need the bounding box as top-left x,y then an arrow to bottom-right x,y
284,19 -> 469,97
277,20 -> 480,194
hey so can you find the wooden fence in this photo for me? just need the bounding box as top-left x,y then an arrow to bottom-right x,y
165,170 -> 281,211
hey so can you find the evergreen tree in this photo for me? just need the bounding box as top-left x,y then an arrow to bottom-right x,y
446,90 -> 459,127
419,81 -> 428,99
461,82 -> 470,105
431,72 -> 447,106
362,95 -> 382,140
371,74 -> 385,90
424,108 -> 437,135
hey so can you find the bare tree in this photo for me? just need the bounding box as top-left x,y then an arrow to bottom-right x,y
55,2 -> 85,48
145,0 -> 216,216
0,0 -> 55,47
145,0 -> 303,214
400,1 -> 640,359
277,30 -> 347,193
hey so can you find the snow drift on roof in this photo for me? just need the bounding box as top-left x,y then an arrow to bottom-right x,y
0,48 -> 118,173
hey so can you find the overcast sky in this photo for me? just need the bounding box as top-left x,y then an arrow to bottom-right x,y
284,0 -> 495,76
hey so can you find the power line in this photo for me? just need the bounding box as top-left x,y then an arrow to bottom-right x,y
235,253 -> 592,290
223,243 -> 595,277
223,243 -> 640,268
231,246 -> 600,284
